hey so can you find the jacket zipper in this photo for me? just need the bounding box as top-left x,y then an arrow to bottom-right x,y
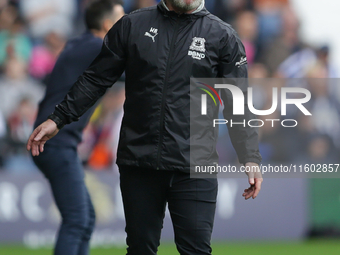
156,17 -> 181,170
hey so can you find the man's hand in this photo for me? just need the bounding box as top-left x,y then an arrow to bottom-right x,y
242,162 -> 263,200
26,119 -> 59,156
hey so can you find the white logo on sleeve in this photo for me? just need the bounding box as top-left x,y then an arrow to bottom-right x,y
235,56 -> 247,68
188,37 -> 206,60
144,27 -> 158,42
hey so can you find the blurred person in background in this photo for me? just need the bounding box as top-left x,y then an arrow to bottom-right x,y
134,0 -> 157,9
0,3 -> 32,67
29,31 -> 66,81
3,97 -> 38,173
0,0 -> 8,9
316,46 -> 337,78
235,10 -> 258,65
0,56 -> 44,118
0,1 -> 17,31
255,0 -> 289,46
213,0 -> 254,23
305,67 -> 340,148
0,109 -> 6,168
30,0 -> 124,254
0,1 -> 44,171
81,84 -> 125,171
119,0 -> 160,13
298,134 -> 337,164
259,4 -> 307,75
7,97 -> 36,144
19,0 -> 77,40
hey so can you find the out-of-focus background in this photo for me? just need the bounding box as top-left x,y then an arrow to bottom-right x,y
0,0 -> 339,254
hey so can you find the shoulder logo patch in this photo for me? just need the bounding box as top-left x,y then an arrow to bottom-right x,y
235,56 -> 247,68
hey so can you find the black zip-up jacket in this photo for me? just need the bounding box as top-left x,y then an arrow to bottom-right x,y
52,1 -> 262,171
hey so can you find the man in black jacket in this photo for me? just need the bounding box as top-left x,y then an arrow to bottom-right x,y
28,1 -> 263,254
30,1 -> 124,254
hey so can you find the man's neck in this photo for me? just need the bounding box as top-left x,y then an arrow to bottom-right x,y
165,1 -> 197,14
91,29 -> 106,40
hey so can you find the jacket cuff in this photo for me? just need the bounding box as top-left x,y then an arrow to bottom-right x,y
239,153 -> 262,165
241,157 -> 262,165
48,110 -> 66,130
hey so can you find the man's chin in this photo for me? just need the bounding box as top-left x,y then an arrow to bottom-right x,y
168,0 -> 202,12
184,0 -> 197,4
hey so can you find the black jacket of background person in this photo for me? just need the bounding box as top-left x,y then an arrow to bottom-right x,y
52,1 -> 262,171
34,31 -> 103,148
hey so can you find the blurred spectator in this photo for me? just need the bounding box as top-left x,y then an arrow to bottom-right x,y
79,84 -> 125,170
307,135 -> 336,163
29,31 -> 65,80
295,135 -> 338,164
0,1 -> 16,30
0,57 -> 44,118
235,11 -> 258,65
0,0 -> 8,9
2,97 -> 38,173
254,0 -> 289,46
134,0 -> 157,9
0,111 -> 5,138
0,109 -> 5,167
20,0 -> 77,39
7,97 -> 36,144
213,0 -> 254,23
259,6 -> 305,74
316,46 -> 338,78
248,66 -> 270,117
306,69 -> 340,147
249,63 -> 269,78
277,48 -> 317,78
0,6 -> 32,66
276,45 -> 337,79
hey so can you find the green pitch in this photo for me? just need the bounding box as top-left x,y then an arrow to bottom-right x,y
0,240 -> 339,255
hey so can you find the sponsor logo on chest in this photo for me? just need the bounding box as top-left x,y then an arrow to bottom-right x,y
188,37 -> 206,60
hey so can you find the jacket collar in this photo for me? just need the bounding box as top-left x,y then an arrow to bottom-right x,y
158,0 -> 208,16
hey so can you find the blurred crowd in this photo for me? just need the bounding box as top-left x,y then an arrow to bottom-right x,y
0,0 -> 339,173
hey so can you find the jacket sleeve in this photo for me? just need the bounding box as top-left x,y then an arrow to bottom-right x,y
53,16 -> 130,125
218,31 -> 262,165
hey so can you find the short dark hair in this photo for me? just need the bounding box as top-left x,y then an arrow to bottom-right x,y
85,0 -> 123,30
